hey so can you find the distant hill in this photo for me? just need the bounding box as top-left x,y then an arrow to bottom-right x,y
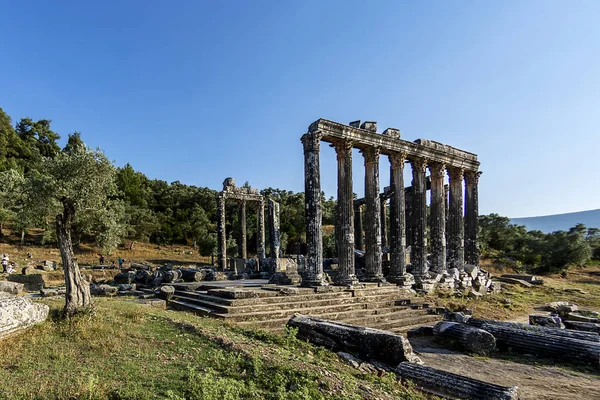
510,209 -> 600,233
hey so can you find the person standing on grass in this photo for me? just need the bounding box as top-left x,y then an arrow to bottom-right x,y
99,254 -> 104,265
118,257 -> 124,268
1,254 -> 7,273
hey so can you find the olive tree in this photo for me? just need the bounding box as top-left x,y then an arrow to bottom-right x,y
27,145 -> 121,316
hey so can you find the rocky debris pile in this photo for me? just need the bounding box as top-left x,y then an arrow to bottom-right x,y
0,294 -> 49,340
40,287 -> 66,297
287,314 -> 519,400
442,311 -> 600,365
535,301 -> 600,334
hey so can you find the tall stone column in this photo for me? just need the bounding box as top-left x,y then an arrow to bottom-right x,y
301,133 -> 327,286
217,195 -> 227,270
429,162 -> 447,274
268,199 -> 281,269
405,188 -> 413,247
333,140 -> 358,286
238,199 -> 247,259
380,198 -> 388,261
257,199 -> 266,259
387,153 -> 413,285
410,158 -> 428,282
447,166 -> 465,271
361,147 -> 385,282
444,184 -> 450,236
354,201 -> 364,251
464,171 -> 482,266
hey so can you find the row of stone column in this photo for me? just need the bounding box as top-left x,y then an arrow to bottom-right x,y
302,132 -> 481,287
216,197 -> 266,270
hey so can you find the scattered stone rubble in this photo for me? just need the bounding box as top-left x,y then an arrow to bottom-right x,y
441,310 -> 600,365
288,314 -> 519,400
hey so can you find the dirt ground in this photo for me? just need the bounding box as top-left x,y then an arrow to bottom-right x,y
409,336 -> 600,400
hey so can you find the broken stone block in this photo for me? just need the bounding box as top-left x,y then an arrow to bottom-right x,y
360,121 -> 377,132
544,301 -> 577,314
464,264 -> 479,280
0,295 -> 49,339
447,268 -> 460,280
0,281 -> 24,295
529,314 -> 564,328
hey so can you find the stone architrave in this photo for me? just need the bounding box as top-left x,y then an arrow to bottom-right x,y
387,153 -> 413,286
361,147 -> 385,282
257,200 -> 266,259
333,140 -> 358,286
268,199 -> 281,271
429,162 -> 447,274
301,132 -> 327,286
238,199 -> 247,259
410,158 -> 428,283
464,171 -> 482,266
447,167 -> 465,271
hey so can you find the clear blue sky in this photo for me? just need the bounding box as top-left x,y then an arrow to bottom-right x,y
1,1 -> 599,218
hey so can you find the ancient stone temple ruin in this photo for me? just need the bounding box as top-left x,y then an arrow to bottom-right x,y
216,178 -> 265,270
301,119 -> 482,292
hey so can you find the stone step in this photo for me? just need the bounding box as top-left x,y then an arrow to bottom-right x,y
174,289 -> 354,306
172,291 -> 413,315
256,314 -> 441,334
326,308 -> 431,326
237,307 -> 431,330
361,315 -> 442,331
221,298 -> 406,322
169,300 -> 222,318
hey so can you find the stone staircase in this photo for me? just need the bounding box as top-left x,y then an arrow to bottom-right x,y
168,283 -> 443,333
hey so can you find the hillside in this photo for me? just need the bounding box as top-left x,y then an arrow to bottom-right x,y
511,209 -> 600,233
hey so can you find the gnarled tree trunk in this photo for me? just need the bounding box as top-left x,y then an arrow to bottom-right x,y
56,199 -> 92,317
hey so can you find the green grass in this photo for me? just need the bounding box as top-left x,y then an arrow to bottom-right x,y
0,299 -> 429,400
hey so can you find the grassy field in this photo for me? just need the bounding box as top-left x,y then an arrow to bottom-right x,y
0,299 -> 429,400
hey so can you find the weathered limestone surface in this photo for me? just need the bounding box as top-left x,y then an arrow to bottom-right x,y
361,147 -> 385,282
479,322 -> 600,365
387,153 -> 413,286
238,200 -> 247,258
395,362 -> 520,400
353,201 -> 364,251
301,133 -> 327,286
333,140 -> 358,286
268,199 -> 281,270
0,281 -> 24,295
287,314 -> 422,365
0,294 -> 49,340
429,162 -> 446,274
433,321 -> 496,355
410,158 -> 428,284
447,166 -> 465,271
257,199 -> 266,259
464,170 -> 482,266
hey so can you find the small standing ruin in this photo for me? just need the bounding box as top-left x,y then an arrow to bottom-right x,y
216,178 -> 265,270
301,119 -> 482,292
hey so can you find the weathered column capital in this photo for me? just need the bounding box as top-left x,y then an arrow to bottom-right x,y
447,166 -> 465,180
360,147 -> 381,166
464,170 -> 483,184
428,162 -> 446,178
301,132 -> 322,152
410,157 -> 428,173
388,152 -> 407,169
